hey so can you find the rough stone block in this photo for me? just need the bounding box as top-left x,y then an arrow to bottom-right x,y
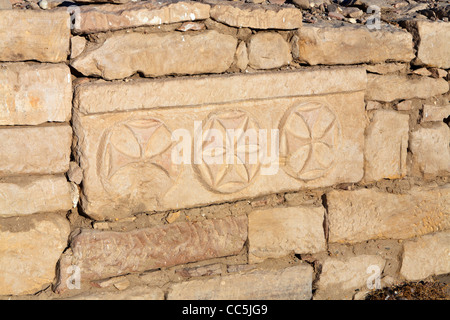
403,20 -> 450,69
249,206 -> 326,263
209,1 -> 302,29
0,125 -> 72,177
248,32 -> 292,69
400,231 -> 450,281
364,110 -> 409,182
167,264 -> 313,300
294,24 -> 414,65
0,63 -> 72,125
314,255 -> 386,300
366,74 -> 449,102
71,30 -> 237,80
410,123 -> 450,177
327,186 -> 450,244
73,1 -> 210,34
55,215 -> 247,291
0,10 -> 70,62
0,213 -> 70,295
73,68 -> 367,220
422,104 -> 450,123
0,175 -> 73,216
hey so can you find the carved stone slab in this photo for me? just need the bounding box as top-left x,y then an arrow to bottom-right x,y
73,68 -> 367,220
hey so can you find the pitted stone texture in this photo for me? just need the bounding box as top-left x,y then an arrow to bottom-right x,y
366,74 -> 449,102
248,32 -> 292,69
400,231 -> 450,281
55,216 -> 247,292
209,1 -> 302,29
73,1 -> 210,34
0,213 -> 70,295
73,68 -> 366,220
71,30 -> 236,80
0,11 -> 69,62
0,125 -> 72,177
314,255 -> 386,300
167,264 -> 313,300
249,206 -> 326,263
410,123 -> 450,178
294,24 -> 414,65
327,186 -> 450,244
402,20 -> 450,69
364,110 -> 409,182
0,175 -> 73,216
0,63 -> 72,125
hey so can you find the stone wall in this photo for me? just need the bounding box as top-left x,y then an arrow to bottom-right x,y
0,0 -> 449,300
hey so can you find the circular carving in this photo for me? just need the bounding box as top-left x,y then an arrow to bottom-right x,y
98,118 -> 179,205
193,109 -> 261,194
279,102 -> 341,181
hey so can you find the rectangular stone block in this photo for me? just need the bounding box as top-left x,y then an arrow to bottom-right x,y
422,104 -> 450,123
55,215 -> 247,291
0,213 -> 70,295
0,63 -> 72,125
64,286 -> 165,300
0,124 -> 72,177
249,206 -> 326,263
410,123 -> 450,178
294,24 -> 414,65
327,186 -> 450,244
0,11 -> 70,62
366,74 -> 449,102
400,231 -> 450,281
209,1 -> 302,29
402,20 -> 450,69
364,110 -> 409,182
73,1 -> 210,34
0,175 -> 74,216
73,68 -> 367,220
167,264 -> 313,300
314,255 -> 386,300
71,30 -> 237,80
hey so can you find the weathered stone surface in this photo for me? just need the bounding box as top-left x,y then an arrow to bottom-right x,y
0,11 -> 69,62
64,286 -> 165,300
68,162 -> 83,185
248,32 -> 292,69
0,63 -> 72,125
73,1 -> 210,34
55,216 -> 247,291
0,213 -> 70,295
364,110 -> 409,182
410,123 -> 450,177
71,30 -> 237,80
403,20 -> 450,69
327,186 -> 450,244
235,41 -> 248,71
167,264 -> 313,300
74,67 -> 367,114
366,74 -> 449,102
400,231 -> 450,281
0,175 -> 73,216
209,1 -> 302,29
365,63 -> 408,75
294,24 -> 414,65
73,68 -> 367,220
0,0 -> 11,9
422,104 -> 450,123
70,36 -> 86,60
314,255 -> 386,300
0,125 -> 72,177
249,206 -> 326,263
